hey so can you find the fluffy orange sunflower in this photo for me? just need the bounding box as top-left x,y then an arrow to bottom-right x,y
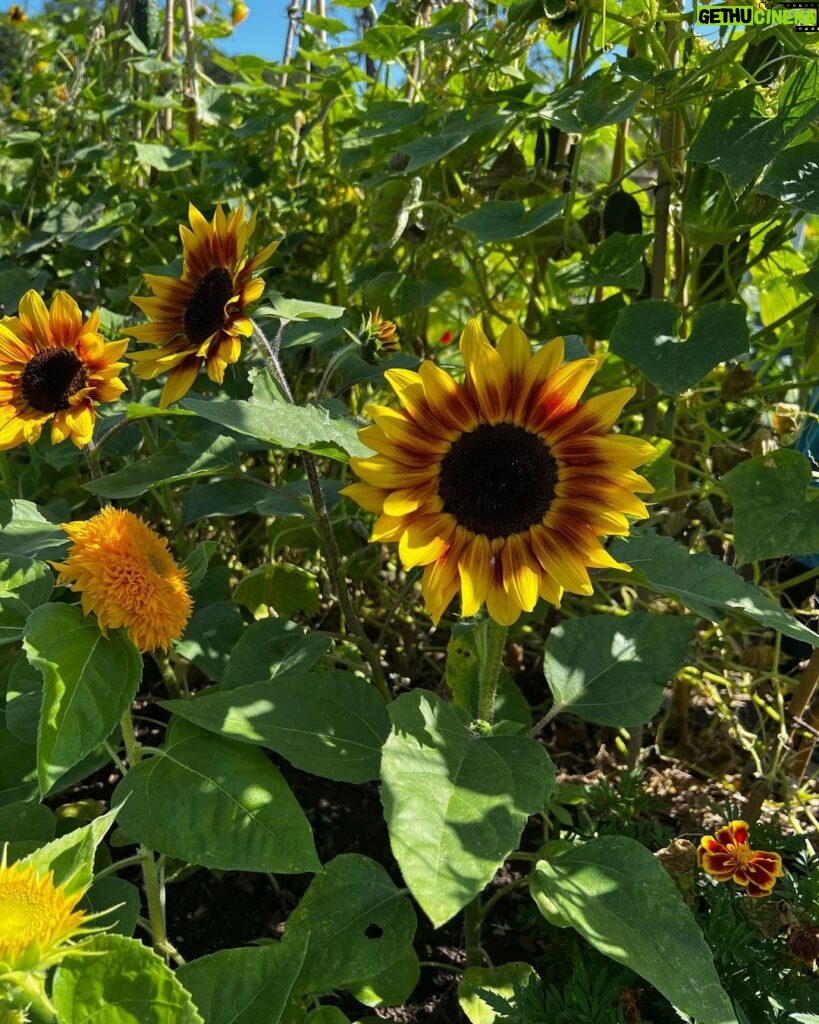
341,319 -> 654,626
126,202 -> 278,408
51,507 -> 193,652
0,290 -> 128,450
697,820 -> 784,898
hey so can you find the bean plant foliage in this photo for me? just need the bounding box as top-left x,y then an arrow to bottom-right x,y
0,0 -> 818,1022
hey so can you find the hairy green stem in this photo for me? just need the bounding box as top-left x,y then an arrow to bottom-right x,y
478,618 -> 507,725
251,320 -> 390,700
463,895 -> 484,969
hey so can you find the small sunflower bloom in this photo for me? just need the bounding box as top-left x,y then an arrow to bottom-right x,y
341,319 -> 654,626
7,5 -> 26,24
0,857 -> 91,975
126,203 -> 279,408
231,1 -> 249,25
51,508 -> 193,652
0,291 -> 128,451
697,820 -> 784,898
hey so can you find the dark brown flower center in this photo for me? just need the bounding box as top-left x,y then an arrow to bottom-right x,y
20,347 -> 87,413
184,266 -> 234,345
438,422 -> 558,538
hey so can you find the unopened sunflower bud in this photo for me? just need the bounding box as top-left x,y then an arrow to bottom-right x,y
360,309 -> 400,362
232,1 -> 249,24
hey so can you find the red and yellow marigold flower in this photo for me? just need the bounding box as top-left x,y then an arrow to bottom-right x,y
127,202 -> 278,408
51,508 -> 192,652
341,319 -> 654,626
697,820 -> 784,898
0,291 -> 128,450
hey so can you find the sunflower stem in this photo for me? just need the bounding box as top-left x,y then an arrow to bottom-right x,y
119,709 -> 171,958
464,894 -> 484,968
251,319 -> 390,701
477,618 -> 507,725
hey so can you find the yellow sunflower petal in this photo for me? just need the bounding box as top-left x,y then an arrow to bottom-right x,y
398,514 -> 453,568
458,532 -> 492,617
160,358 -> 201,408
460,318 -> 509,423
49,292 -> 83,345
340,481 -> 386,513
496,323 -> 531,376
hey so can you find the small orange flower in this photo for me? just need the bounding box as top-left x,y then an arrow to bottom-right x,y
231,1 -> 249,25
8,5 -> 27,24
697,820 -> 784,898
51,508 -> 192,652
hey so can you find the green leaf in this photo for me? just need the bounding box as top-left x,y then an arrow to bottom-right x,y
80,876 -> 141,938
531,837 -> 736,1024
162,671 -> 390,783
174,602 -> 247,683
183,376 -> 370,462
23,605 -> 142,796
610,528 -> 819,647
458,963 -> 537,1024
610,300 -> 749,395
177,933 -> 308,1024
84,435 -> 239,499
6,654 -> 45,744
223,618 -> 333,689
688,66 -> 819,191
0,800 -> 55,845
53,933 -> 204,1024
455,197 -> 565,243
381,690 -> 555,926
557,233 -> 650,290
543,612 -> 697,727
0,500 -> 66,559
0,727 -> 37,806
346,946 -> 420,1008
0,556 -> 54,646
759,141 -> 819,214
539,69 -> 645,132
234,563 -> 320,617
259,292 -> 345,323
131,141 -> 193,172
285,853 -> 417,993
21,806 -> 118,896
445,623 -> 531,729
306,1011 -> 350,1024
723,448 -> 819,564
113,720 -> 319,873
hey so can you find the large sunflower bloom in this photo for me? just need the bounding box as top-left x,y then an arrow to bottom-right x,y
0,291 -> 128,450
341,320 -> 654,626
126,203 -> 278,408
51,507 -> 193,652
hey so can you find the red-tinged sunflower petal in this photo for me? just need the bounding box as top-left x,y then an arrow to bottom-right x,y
0,416 -> 29,449
358,425 -> 445,470
458,532 -> 492,617
384,368 -> 426,420
0,323 -> 37,364
49,292 -> 83,344
141,274 -> 190,302
552,434 -> 658,471
159,358 -> 201,408
339,481 -> 386,513
548,386 -> 637,444
501,533 -> 540,612
383,484 -> 439,516
529,526 -> 594,594
418,361 -> 478,436
496,323 -> 531,377
125,321 -> 185,344
399,514 -> 453,569
526,358 -> 600,433
241,278 -> 265,305
367,403 -> 452,453
371,513 -> 406,543
422,538 -> 464,625
511,337 -> 565,421
460,318 -> 510,423
486,579 -> 522,626
351,455 -> 437,489
130,296 -> 185,321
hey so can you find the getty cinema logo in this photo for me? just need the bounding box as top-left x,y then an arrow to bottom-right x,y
695,0 -> 819,29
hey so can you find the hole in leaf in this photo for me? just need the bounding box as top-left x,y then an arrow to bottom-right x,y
364,923 -> 383,939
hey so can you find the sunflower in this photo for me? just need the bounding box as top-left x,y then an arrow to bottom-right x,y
0,291 -> 128,451
341,319 -> 654,626
126,203 -> 278,408
51,507 -> 193,652
8,6 -> 27,24
0,857 -> 90,975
